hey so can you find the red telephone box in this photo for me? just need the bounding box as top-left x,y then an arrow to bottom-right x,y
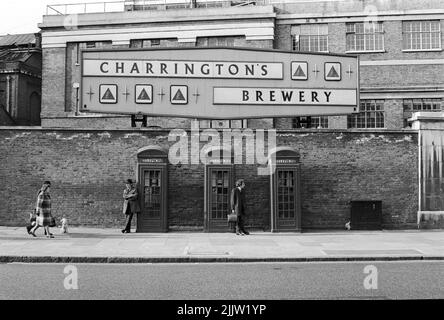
269,147 -> 302,232
204,147 -> 234,232
136,146 -> 168,232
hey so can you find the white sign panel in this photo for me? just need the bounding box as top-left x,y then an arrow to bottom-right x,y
213,87 -> 357,106
81,48 -> 359,118
83,59 -> 283,79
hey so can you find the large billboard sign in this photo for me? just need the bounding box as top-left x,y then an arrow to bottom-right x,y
80,47 -> 359,119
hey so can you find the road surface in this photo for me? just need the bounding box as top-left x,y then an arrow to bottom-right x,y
0,261 -> 442,300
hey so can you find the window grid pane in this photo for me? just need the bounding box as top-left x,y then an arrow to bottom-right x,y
346,22 -> 384,51
403,20 -> 441,50
348,100 -> 385,129
403,98 -> 443,112
291,24 -> 329,52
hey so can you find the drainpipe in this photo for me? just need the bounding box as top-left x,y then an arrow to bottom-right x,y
5,75 -> 10,114
418,129 -> 422,229
13,74 -> 18,119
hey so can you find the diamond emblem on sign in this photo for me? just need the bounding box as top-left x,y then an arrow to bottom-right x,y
325,62 -> 341,81
99,84 -> 118,104
135,85 -> 153,104
291,62 -> 308,80
170,85 -> 188,104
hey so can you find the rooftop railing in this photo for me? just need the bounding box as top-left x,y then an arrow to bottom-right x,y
45,0 -> 273,15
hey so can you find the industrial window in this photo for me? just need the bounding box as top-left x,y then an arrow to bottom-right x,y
403,98 -> 443,128
292,116 -> 328,129
130,38 -> 177,48
402,21 -> 441,50
196,36 -> 244,47
291,24 -> 328,52
403,98 -> 442,111
346,22 -> 384,52
199,120 -> 247,129
347,100 -> 385,128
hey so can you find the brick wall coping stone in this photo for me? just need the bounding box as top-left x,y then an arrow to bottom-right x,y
0,126 -> 418,135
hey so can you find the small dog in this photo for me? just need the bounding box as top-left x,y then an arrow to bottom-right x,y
345,221 -> 351,230
26,211 -> 37,234
60,217 -> 68,234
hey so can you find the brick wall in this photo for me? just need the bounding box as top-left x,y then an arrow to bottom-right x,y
274,118 -> 293,129
278,131 -> 419,229
41,48 -> 66,118
384,100 -> 404,130
274,24 -> 291,51
328,23 -> 347,53
0,128 -> 419,230
360,65 -> 443,88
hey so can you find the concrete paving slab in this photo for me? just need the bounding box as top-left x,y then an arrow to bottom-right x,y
0,226 -> 443,263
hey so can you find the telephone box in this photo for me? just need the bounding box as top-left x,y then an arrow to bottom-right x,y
269,147 -> 301,232
136,146 -> 168,232
204,147 -> 234,232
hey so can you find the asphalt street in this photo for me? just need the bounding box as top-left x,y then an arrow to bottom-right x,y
0,261 -> 442,300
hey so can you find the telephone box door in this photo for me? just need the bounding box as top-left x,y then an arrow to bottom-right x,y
272,167 -> 301,232
136,146 -> 168,233
205,165 -> 233,232
270,148 -> 301,232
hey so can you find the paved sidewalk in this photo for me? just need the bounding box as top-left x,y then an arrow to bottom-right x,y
0,226 -> 443,263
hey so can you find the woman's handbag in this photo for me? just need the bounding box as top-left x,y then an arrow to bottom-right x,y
227,212 -> 238,222
30,209 -> 37,223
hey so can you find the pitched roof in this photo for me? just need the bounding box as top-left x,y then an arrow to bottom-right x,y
0,33 -> 36,47
0,49 -> 33,63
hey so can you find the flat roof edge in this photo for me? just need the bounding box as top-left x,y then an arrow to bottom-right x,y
39,5 -> 276,29
80,46 -> 357,58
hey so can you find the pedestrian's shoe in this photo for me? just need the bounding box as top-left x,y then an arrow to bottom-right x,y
242,231 -> 250,235
236,232 -> 242,235
121,229 -> 126,233
47,235 -> 54,238
30,232 -> 36,237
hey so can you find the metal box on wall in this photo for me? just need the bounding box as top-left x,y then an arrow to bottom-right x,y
350,200 -> 382,230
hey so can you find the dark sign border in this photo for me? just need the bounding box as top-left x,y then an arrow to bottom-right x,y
135,84 -> 153,104
99,84 -> 118,104
170,85 -> 188,105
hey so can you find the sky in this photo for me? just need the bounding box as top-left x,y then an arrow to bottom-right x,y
0,0 -> 107,35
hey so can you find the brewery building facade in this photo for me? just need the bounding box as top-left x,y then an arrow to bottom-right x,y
1,0 -> 443,231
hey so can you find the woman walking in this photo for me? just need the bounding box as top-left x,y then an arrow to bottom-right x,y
30,181 -> 54,238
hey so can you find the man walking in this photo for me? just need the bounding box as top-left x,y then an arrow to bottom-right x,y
122,179 -> 140,233
230,179 -> 249,236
